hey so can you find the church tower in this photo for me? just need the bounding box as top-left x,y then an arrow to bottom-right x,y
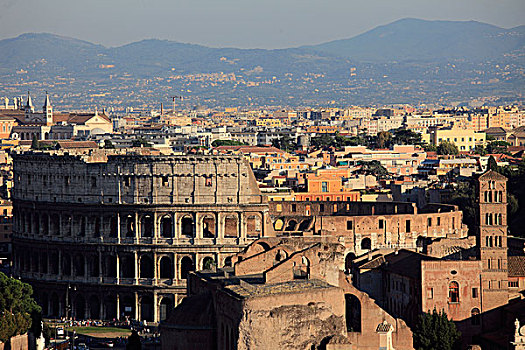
477,170 -> 508,311
24,91 -> 34,122
43,92 -> 53,126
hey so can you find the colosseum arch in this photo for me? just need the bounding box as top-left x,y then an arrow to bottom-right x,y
361,237 -> 371,251
50,252 -> 59,274
160,215 -> 173,238
89,295 -> 101,319
120,254 -> 135,278
50,293 -> 60,318
224,256 -> 232,267
64,215 -> 72,236
125,215 -> 135,237
109,216 -> 118,238
140,255 -> 154,279
89,255 -> 100,277
180,256 -> 194,279
140,295 -> 154,322
33,214 -> 40,235
159,256 -> 174,279
104,295 -> 118,320
94,217 -> 101,237
224,215 -> 238,237
181,215 -> 194,237
42,214 -> 49,235
74,255 -> 85,277
74,294 -> 86,319
105,255 -> 117,278
202,215 -> 216,238
62,253 -> 72,276
40,252 -> 48,274
141,215 -> 153,237
50,214 -> 60,235
159,297 -> 173,321
246,214 -> 262,237
40,293 -> 49,317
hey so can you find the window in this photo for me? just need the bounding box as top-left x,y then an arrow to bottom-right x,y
162,176 -> 169,186
472,288 -> 478,298
321,181 -> 328,193
427,288 -> 433,299
291,204 -> 296,212
205,176 -> 212,187
91,176 -> 97,188
320,204 -> 325,212
378,220 -> 384,229
346,220 -> 353,230
427,218 -> 432,227
437,217 -> 441,226
509,281 -> 518,288
448,281 -> 459,303
405,220 -> 411,233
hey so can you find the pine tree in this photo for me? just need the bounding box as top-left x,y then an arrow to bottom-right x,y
413,309 -> 461,350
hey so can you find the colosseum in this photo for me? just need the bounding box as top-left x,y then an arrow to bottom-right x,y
12,149 -> 469,323
12,149 -> 270,322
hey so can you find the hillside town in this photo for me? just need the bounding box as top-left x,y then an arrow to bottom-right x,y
0,92 -> 525,349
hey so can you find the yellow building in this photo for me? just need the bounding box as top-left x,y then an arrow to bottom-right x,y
255,118 -> 282,128
428,127 -> 486,151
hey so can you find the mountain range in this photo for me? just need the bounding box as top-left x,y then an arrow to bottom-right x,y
0,18 -> 523,108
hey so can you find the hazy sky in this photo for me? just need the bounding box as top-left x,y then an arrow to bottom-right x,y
0,0 -> 524,48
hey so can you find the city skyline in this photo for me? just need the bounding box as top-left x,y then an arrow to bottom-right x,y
0,0 -> 524,48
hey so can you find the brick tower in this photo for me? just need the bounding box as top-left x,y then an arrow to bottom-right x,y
477,170 -> 509,311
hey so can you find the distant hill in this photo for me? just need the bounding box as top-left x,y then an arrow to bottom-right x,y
0,18 -> 523,107
305,18 -> 525,62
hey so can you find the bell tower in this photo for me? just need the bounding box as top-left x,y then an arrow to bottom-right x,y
43,91 -> 53,126
477,170 -> 508,311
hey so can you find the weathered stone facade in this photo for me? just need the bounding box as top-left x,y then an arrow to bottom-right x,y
12,150 -> 270,322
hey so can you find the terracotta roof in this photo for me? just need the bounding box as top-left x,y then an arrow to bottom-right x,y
508,256 -> 525,277
479,169 -> 507,181
376,321 -> 393,333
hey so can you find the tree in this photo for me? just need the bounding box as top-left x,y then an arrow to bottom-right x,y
103,140 -> 115,149
0,272 -> 41,343
473,145 -> 487,156
423,143 -> 437,152
211,139 -> 246,147
357,160 -> 389,179
132,137 -> 152,148
376,131 -> 392,149
271,135 -> 295,152
487,155 -> 498,171
392,128 -> 423,145
447,180 -> 476,234
413,309 -> 461,350
486,141 -> 510,155
31,135 -> 40,150
437,141 -> 459,155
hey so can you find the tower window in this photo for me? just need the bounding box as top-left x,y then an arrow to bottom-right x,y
448,281 -> 459,303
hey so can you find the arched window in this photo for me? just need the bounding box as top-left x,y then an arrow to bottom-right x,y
361,238 -> 371,251
160,215 -> 173,238
344,294 -> 361,332
180,256 -> 194,280
181,216 -> 194,237
141,215 -> 153,237
449,281 -> 459,303
202,257 -> 215,270
140,255 -> 154,279
471,308 -> 480,325
159,257 -> 173,279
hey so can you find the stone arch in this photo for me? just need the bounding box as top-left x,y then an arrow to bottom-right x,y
50,214 -> 60,235
361,237 -> 371,251
224,215 -> 238,237
89,255 -> 100,277
140,255 -> 154,279
89,295 -> 100,319
202,256 -> 215,270
298,219 -> 311,231
110,216 -> 118,238
202,215 -> 216,238
74,255 -> 85,277
159,297 -> 173,321
120,254 -> 135,279
344,294 -> 361,332
104,295 -> 118,320
246,214 -> 262,237
471,308 -> 481,325
78,216 -> 86,237
224,257 -> 232,267
293,256 -> 310,279
40,293 -> 49,317
345,252 -> 356,274
50,293 -> 59,318
274,249 -> 288,264
62,253 -> 71,276
120,295 -> 134,318
181,215 -> 194,237
140,295 -> 154,322
40,252 -> 48,274
126,215 -> 135,237
64,215 -> 72,236
180,256 -> 194,280
285,220 -> 297,231
75,294 -> 86,319
141,215 -> 153,237
160,215 -> 173,238
42,214 -> 49,235
50,252 -> 59,275
94,216 -> 101,237
256,241 -> 271,252
159,256 -> 173,279
105,255 -> 117,278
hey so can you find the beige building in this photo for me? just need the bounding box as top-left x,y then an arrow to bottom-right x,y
427,126 -> 486,151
